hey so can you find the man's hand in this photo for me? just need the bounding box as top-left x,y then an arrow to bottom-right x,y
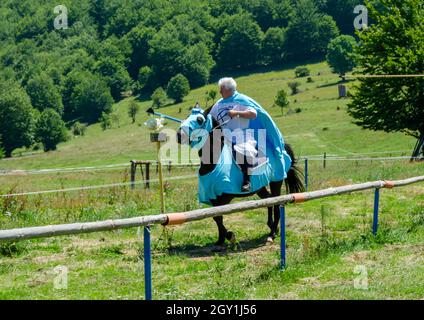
228,109 -> 257,119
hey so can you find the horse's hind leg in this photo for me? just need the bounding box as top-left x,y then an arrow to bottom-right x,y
269,181 -> 284,240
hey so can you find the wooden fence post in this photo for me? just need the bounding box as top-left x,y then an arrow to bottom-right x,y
145,162 -> 150,189
323,152 -> 327,169
130,161 -> 136,190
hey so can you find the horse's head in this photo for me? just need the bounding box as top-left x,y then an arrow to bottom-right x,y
177,107 -> 213,149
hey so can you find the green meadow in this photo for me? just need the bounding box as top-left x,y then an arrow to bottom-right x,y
0,61 -> 423,299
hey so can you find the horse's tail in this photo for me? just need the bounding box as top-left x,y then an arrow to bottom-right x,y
284,144 -> 305,194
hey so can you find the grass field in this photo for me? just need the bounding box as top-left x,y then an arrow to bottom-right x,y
0,61 -> 423,300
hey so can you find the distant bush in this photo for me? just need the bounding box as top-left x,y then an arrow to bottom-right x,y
295,66 -> 311,78
288,81 -> 301,95
71,122 -> 88,136
151,87 -> 167,108
307,77 -> 314,83
32,143 -> 42,151
100,112 -> 112,131
111,112 -> 120,128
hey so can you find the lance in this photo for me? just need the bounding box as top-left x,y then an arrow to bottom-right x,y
146,107 -> 183,123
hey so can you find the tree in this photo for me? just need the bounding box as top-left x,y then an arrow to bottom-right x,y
283,0 -> 339,60
178,43 -> 215,88
70,74 -> 114,124
136,66 -> 153,93
35,109 -> 68,152
166,74 -> 190,103
326,35 -> 357,81
128,101 -> 140,124
125,26 -> 155,80
262,27 -> 285,65
217,13 -> 264,70
0,135 -> 5,159
95,57 -> 132,101
322,0 -> 362,35
206,89 -> 218,107
25,73 -> 64,115
275,89 -> 289,115
288,82 -> 301,95
151,87 -> 167,108
0,81 -> 35,157
347,0 -> 424,158
148,25 -> 186,87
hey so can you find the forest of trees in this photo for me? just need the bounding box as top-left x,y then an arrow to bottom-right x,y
0,0 -> 367,156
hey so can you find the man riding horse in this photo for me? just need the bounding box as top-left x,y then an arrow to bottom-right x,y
177,77 -> 304,249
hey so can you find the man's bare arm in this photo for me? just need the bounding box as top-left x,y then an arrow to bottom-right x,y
228,109 -> 257,119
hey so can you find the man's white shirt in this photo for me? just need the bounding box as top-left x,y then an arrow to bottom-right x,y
210,101 -> 258,158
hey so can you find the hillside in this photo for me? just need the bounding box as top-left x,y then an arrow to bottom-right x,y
0,61 -> 416,171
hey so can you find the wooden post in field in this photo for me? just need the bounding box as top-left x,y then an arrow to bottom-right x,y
145,162 -> 150,189
130,160 -> 151,189
151,132 -> 168,214
323,152 -> 327,169
130,161 -> 136,190
338,85 -> 347,98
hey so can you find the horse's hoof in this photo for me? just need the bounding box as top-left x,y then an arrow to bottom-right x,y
227,231 -> 236,245
266,236 -> 274,244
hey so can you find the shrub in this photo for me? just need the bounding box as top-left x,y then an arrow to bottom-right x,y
288,81 -> 301,95
128,101 -> 140,124
151,87 -> 167,108
100,112 -> 112,131
71,122 -> 88,136
295,66 -> 310,78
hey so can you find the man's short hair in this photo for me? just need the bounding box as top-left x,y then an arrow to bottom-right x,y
218,77 -> 237,92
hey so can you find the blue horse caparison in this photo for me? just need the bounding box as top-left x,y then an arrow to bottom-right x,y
177,107 -> 304,248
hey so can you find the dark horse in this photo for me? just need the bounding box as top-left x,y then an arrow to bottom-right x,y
177,108 -> 304,248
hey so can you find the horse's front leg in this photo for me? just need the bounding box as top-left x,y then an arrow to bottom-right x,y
213,215 -> 227,246
257,187 -> 275,243
211,195 -> 236,249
